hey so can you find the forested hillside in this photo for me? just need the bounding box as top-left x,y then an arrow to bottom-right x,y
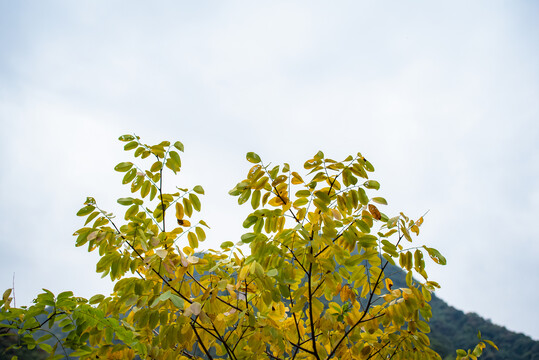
429,296 -> 539,360
384,264 -> 539,360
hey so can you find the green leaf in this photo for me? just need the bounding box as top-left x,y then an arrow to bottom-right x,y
118,134 -> 135,142
238,188 -> 251,205
188,232 -> 198,249
151,291 -> 172,307
89,294 -> 105,304
357,235 -> 377,248
150,161 -> 163,172
134,146 -> 144,157
416,320 -> 430,333
141,180 -> 150,198
372,197 -> 387,205
267,269 -> 278,277
36,334 -> 52,343
122,168 -> 137,184
313,198 -> 328,212
125,204 -> 139,220
314,191 -> 331,204
295,190 -> 311,198
193,185 -> 205,194
199,219 -> 210,228
183,198 -> 193,217
406,271 -> 413,287
364,180 -> 380,190
169,294 -> 184,309
114,162 -> 133,172
221,241 -> 234,249
365,160 -> 375,172
174,141 -> 184,152
189,193 -> 201,211
355,219 -> 370,233
387,216 -> 399,229
57,291 -> 73,300
70,349 -> 91,357
246,152 -> 261,164
124,141 -> 138,150
304,158 -> 321,169
357,188 -> 369,205
169,151 -> 182,168
195,227 -> 206,242
117,197 -> 134,206
243,215 -> 258,228
149,184 -> 157,201
76,205 -> 95,216
251,190 -> 261,209
293,198 -> 308,207
241,233 -> 257,244
3,288 -> 12,302
38,343 -> 53,353
423,246 -> 447,265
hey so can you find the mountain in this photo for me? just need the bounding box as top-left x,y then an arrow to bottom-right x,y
429,295 -> 539,360
384,263 -> 539,360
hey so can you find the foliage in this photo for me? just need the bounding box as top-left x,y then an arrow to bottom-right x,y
0,326 -> 47,360
0,135 -> 495,359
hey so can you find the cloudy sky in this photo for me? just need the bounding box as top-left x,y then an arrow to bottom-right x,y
1,1 -> 538,340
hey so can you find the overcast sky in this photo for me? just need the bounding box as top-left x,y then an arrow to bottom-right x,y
1,1 -> 538,340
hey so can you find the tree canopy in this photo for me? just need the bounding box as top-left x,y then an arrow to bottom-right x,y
1,135 -> 495,359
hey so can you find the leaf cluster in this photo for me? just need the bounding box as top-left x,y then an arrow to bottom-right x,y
0,135 -> 496,360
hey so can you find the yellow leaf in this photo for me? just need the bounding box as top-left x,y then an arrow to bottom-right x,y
201,287 -> 211,301
291,172 -> 304,184
268,196 -> 285,207
340,285 -> 349,302
177,219 -> 191,227
175,202 -> 184,220
238,264 -> 250,281
268,302 -> 287,321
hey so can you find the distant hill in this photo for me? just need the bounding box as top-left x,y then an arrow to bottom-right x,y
0,326 -> 47,359
2,264 -> 538,359
429,295 -> 539,360
384,263 -> 539,360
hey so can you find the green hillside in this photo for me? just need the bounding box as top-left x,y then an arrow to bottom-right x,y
384,264 -> 539,360
429,296 -> 539,360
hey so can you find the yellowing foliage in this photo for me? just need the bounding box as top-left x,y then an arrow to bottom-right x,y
0,135 -> 495,360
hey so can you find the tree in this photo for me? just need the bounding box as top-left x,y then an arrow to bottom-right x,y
1,135 -> 496,360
